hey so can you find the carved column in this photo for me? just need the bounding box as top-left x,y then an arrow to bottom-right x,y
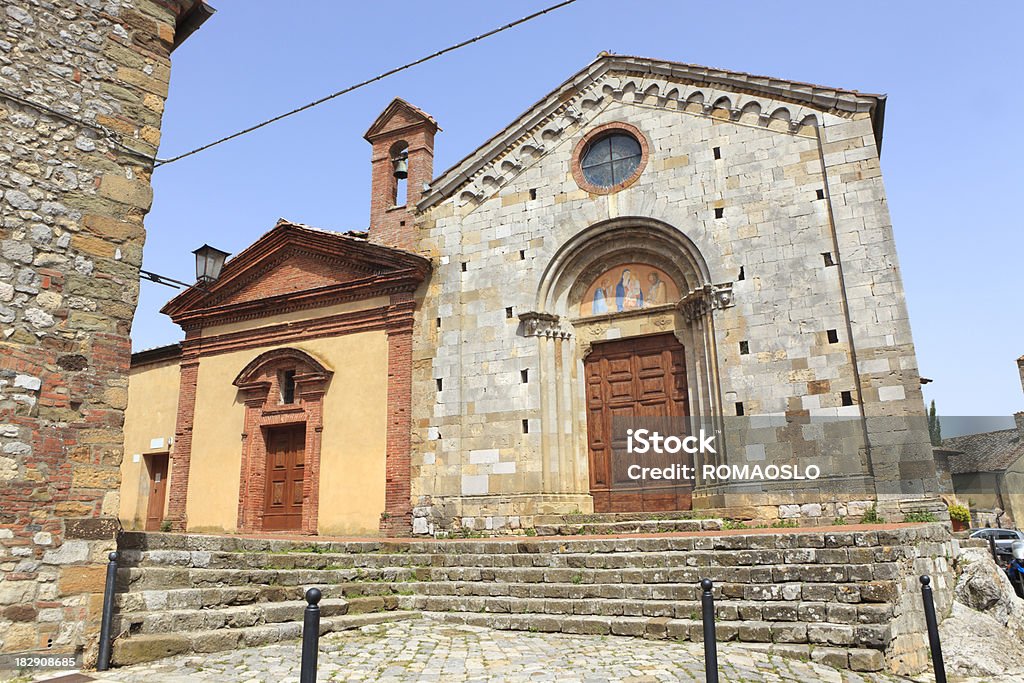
520,312 -> 575,494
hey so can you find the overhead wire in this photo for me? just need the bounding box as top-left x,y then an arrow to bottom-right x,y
153,0 -> 580,168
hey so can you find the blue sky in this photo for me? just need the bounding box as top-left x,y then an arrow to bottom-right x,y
136,0 -> 1024,419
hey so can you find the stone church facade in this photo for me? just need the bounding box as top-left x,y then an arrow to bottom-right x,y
121,54 -> 941,537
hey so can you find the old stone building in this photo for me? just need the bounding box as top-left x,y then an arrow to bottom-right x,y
0,0 -> 212,663
938,355 -> 1024,528
122,54 -> 942,538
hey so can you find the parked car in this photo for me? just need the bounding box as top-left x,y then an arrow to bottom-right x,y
969,528 -> 1024,559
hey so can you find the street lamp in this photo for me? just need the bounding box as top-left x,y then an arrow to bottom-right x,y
192,244 -> 230,286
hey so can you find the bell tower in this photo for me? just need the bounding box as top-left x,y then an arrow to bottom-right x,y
364,98 -> 439,251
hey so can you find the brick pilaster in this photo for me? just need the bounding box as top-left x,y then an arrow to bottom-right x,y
380,293 -> 416,535
166,357 -> 199,531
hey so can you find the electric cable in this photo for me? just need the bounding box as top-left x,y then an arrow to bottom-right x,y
153,0 -> 580,168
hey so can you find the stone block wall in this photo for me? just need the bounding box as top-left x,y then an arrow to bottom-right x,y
0,0 -> 205,664
409,65 -> 937,532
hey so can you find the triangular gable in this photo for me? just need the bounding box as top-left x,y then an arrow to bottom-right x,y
213,248 -> 373,308
364,97 -> 439,141
418,53 -> 885,211
161,219 -> 430,328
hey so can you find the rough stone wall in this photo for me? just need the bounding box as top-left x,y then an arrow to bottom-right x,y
410,73 -> 936,532
0,0 -> 191,662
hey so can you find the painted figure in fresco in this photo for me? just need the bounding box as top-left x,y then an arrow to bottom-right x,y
616,269 -> 643,311
647,271 -> 667,306
592,277 -> 610,314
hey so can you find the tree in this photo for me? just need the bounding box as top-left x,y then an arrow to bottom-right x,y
928,399 -> 942,446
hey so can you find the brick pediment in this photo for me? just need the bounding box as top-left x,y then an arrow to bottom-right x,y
213,248 -> 374,307
364,97 -> 439,141
161,219 -> 430,329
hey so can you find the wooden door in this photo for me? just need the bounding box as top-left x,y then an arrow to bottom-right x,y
585,333 -> 691,513
263,425 -> 306,531
144,453 -> 169,531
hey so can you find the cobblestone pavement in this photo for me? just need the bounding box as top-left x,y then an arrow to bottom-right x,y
42,618 -> 912,683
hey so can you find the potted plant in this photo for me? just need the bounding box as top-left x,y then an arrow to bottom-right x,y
948,503 -> 970,532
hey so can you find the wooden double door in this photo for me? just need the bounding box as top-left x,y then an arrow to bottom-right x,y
263,424 -> 306,531
585,333 -> 692,513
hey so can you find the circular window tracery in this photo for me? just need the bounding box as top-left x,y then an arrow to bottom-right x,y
581,133 -> 642,188
571,122 -> 649,195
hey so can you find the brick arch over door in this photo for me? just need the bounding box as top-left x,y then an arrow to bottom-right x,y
233,348 -> 333,534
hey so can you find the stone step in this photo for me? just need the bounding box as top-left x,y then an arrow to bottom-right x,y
116,565 -> 416,590
114,597 -> 353,635
534,518 -> 725,536
531,511 -> 708,525
120,525 -> 946,556
114,580 -> 412,612
111,611 -> 420,666
412,565 -> 898,589
405,582 -> 893,617
116,565 -> 892,593
396,593 -> 889,624
114,595 -> 402,636
424,611 -> 889,652
117,548 -> 438,570
119,547 -> 902,572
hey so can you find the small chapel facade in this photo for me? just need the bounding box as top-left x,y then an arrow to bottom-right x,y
120,55 -> 941,536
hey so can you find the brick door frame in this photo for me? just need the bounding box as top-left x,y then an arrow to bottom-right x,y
233,349 -> 331,534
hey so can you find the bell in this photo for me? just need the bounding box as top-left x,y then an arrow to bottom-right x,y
392,152 -> 408,179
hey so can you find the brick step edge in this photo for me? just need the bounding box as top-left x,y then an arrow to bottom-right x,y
110,611 -> 420,667
426,612 -> 886,673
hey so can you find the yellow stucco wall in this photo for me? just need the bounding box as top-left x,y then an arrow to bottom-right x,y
184,332 -> 389,535
119,358 -> 180,530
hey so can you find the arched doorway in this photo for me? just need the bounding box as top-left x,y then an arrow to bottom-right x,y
232,348 -> 333,533
524,217 -> 734,513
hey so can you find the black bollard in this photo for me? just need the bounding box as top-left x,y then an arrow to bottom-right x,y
700,578 -> 719,683
300,587 -> 322,683
989,535 -> 998,563
919,575 -> 947,683
97,551 -> 118,671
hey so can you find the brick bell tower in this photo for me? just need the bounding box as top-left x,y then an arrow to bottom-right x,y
364,98 -> 439,251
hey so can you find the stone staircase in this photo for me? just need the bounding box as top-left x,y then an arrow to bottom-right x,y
112,524 -> 956,675
111,536 -> 419,665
